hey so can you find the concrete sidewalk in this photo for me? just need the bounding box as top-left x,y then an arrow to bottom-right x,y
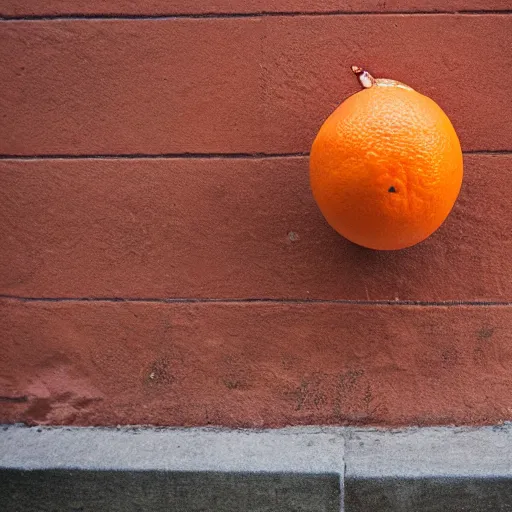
1,424 -> 512,511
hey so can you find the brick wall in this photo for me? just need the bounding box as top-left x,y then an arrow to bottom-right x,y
1,2 -> 511,427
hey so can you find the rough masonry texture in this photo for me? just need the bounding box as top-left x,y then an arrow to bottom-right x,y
1,1 -> 509,17
1,3 -> 512,429
1,301 -> 511,426
0,155 -> 510,300
1,17 -> 512,155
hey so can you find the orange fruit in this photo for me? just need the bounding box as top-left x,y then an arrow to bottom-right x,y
310,66 -> 463,250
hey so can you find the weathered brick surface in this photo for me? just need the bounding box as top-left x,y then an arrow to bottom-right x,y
1,16 -> 511,155
1,155 -> 510,301
1,9 -> 511,429
0,19 -> 263,155
1,0 -> 509,16
1,300 -> 510,427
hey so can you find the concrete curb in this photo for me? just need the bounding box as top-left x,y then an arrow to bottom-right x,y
2,424 -> 512,511
0,425 -> 344,473
344,424 -> 512,511
0,426 -> 345,512
345,424 -> 512,478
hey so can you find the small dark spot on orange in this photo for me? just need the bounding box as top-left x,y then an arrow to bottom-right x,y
388,186 -> 397,193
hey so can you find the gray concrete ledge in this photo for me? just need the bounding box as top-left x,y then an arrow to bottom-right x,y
0,425 -> 344,473
345,424 -> 512,478
344,425 -> 512,511
0,426 -> 344,512
2,424 -> 512,511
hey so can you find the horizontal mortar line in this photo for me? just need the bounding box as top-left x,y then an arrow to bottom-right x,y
0,150 -> 509,161
0,395 -> 29,403
1,10 -> 512,21
1,295 -> 511,307
0,152 -> 309,161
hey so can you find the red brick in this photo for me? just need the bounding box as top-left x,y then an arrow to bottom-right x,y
1,0 -> 508,16
0,155 -> 510,301
261,15 -> 512,153
1,16 -> 511,155
1,300 -> 511,427
0,19 -> 264,155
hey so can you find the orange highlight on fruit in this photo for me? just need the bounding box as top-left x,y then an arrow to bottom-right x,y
310,67 -> 463,250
